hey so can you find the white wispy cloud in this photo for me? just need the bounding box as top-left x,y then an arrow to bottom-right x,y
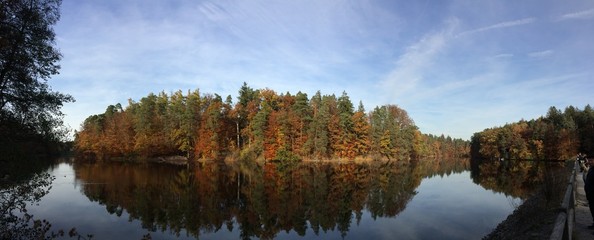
493,53 -> 514,58
402,61 -> 511,136
377,16 -> 545,137
380,19 -> 458,100
460,18 -> 535,36
528,50 -> 554,58
559,8 -> 594,20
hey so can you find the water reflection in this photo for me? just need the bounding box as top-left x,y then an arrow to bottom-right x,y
16,157 -> 555,239
470,157 -> 566,199
71,160 -> 470,239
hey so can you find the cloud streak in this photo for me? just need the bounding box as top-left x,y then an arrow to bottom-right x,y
460,18 -> 535,36
380,19 -> 458,100
528,50 -> 554,58
559,8 -> 594,20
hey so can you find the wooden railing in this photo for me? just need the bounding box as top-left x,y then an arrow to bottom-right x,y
549,160 -> 578,240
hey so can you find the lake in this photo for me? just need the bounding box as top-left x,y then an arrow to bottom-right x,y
23,159 -> 527,240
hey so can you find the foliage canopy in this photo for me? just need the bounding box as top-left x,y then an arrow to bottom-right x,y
0,0 -> 73,144
75,83 -> 469,161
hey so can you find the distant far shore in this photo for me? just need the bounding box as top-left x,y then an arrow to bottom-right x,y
77,154 -> 432,166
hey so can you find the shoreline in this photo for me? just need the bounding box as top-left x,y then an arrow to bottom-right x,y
482,164 -> 570,239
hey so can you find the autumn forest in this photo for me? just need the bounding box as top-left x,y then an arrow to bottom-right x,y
74,83 -> 469,162
471,105 -> 594,161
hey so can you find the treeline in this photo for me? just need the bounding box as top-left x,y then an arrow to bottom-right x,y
471,105 -> 594,161
75,83 -> 468,161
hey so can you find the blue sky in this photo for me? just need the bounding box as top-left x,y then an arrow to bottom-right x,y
52,0 -> 594,140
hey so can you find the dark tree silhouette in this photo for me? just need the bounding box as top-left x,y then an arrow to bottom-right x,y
0,0 -> 73,142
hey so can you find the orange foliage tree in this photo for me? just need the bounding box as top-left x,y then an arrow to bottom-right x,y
75,83 -> 471,162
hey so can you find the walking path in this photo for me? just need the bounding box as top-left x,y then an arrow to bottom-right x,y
574,170 -> 593,239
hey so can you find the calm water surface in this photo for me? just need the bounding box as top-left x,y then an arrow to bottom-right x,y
27,160 -> 523,240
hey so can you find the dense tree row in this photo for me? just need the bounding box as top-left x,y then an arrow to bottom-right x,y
471,105 -> 594,161
74,83 -> 468,161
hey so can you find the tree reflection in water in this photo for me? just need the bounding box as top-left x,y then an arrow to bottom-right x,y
1,173 -> 55,239
470,157 -> 567,199
73,159 -> 473,239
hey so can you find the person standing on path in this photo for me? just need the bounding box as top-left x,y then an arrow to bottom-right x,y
584,157 -> 594,228
583,154 -> 590,184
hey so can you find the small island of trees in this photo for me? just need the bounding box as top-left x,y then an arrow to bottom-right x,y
74,83 -> 469,162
